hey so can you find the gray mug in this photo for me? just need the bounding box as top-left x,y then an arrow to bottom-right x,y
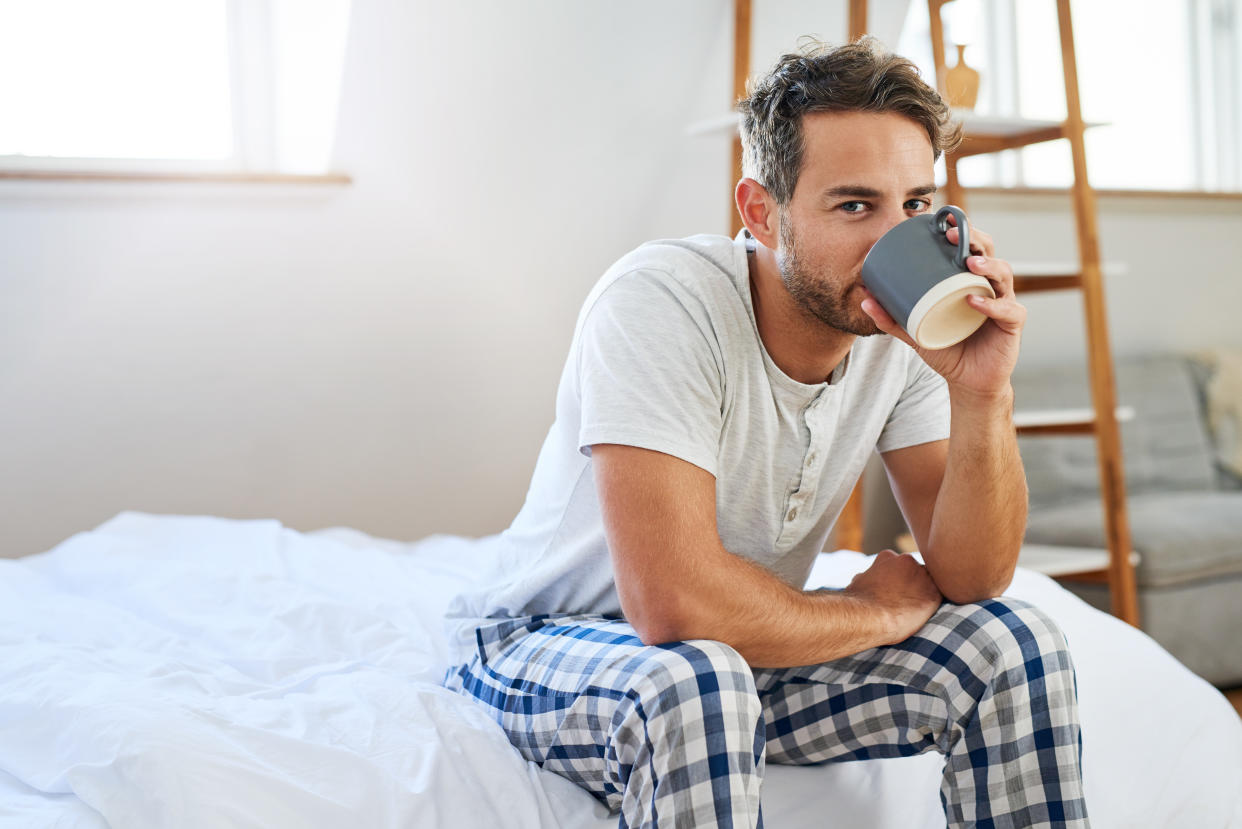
861,205 -> 995,350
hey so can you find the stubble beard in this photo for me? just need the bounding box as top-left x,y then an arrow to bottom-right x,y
777,217 -> 881,338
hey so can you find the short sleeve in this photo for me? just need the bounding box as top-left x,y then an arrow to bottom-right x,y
875,352 -> 950,453
575,270 -> 724,476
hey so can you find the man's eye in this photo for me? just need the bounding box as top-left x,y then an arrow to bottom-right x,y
905,199 -> 930,212
841,201 -> 867,213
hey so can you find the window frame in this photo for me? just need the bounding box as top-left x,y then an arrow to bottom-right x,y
0,0 -> 319,181
906,0 -> 1242,195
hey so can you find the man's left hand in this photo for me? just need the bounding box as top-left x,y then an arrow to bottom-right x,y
860,221 -> 1025,398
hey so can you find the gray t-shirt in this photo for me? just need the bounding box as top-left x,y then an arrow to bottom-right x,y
445,231 -> 949,661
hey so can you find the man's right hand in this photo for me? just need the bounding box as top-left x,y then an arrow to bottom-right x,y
843,550 -> 944,645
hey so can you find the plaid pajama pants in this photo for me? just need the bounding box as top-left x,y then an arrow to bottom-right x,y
444,598 -> 1088,829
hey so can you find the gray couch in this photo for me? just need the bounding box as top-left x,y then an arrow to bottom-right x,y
1014,354 -> 1242,687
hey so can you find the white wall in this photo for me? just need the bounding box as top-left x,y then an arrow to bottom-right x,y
2,1 -> 1240,558
967,191 -> 1242,371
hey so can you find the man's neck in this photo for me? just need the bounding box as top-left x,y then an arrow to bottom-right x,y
747,244 -> 856,386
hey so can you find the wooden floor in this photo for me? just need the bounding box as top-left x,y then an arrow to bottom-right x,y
1226,686 -> 1242,720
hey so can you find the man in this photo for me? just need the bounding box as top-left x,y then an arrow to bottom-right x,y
445,38 -> 1087,828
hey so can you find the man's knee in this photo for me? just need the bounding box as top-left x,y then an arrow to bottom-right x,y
635,639 -> 759,703
926,599 -> 1078,703
624,639 -> 763,744
951,598 -> 1071,662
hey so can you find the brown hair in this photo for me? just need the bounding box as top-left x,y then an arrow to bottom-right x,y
737,36 -> 962,205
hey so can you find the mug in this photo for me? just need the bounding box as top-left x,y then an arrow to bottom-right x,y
860,205 -> 995,350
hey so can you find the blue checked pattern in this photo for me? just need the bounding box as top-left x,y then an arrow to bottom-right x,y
444,599 -> 1088,829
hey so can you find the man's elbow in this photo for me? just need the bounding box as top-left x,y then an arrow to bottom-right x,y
941,583 -> 1009,605
621,589 -> 701,646
629,617 -> 683,647
939,571 -> 1016,605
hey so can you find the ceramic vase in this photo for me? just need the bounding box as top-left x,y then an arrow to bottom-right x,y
945,43 -> 980,110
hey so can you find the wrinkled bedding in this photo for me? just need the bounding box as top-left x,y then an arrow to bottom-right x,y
1,512 -> 1239,828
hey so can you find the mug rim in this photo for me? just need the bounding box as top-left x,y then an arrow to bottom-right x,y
907,272 -> 995,349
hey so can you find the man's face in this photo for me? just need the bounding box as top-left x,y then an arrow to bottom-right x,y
775,110 -> 938,336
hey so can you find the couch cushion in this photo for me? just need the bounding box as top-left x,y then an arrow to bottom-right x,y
1024,491 -> 1242,587
1189,350 -> 1242,489
1014,355 -> 1217,511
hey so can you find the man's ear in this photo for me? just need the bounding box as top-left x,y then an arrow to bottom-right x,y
735,178 -> 780,249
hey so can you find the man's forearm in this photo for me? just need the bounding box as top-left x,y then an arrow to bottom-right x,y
596,444 -> 942,671
634,549 -> 894,668
922,384 -> 1027,603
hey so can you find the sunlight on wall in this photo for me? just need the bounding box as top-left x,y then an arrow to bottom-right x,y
271,0 -> 352,174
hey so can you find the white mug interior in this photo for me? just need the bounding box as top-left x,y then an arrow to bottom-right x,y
906,272 -> 996,349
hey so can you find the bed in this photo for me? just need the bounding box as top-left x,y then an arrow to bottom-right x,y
2,511 -> 1240,828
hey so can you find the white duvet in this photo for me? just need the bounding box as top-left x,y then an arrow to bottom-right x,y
1,512 -> 1239,828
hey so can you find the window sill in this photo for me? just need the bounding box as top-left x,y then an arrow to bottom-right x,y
965,185 -> 1242,203
0,169 -> 352,186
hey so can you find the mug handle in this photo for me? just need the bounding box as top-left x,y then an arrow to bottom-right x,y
934,205 -> 971,269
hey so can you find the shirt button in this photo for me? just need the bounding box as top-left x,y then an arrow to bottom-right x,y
805,452 -> 816,467
786,507 -> 798,521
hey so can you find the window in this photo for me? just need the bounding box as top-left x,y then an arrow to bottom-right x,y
898,0 -> 1242,193
0,0 -> 351,176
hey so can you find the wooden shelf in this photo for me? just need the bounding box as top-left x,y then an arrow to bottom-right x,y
685,109 -> 1096,151
950,110 -> 1106,158
1014,273 -> 1082,293
953,111 -> 1064,134
1014,406 -> 1135,436
956,121 -> 1068,158
1019,543 -> 1140,578
1010,261 -> 1128,293
896,538 -> 1140,581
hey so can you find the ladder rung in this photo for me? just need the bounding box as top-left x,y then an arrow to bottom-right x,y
948,112 -> 1102,159
1018,543 -> 1141,578
948,124 -> 1068,157
1055,568 -> 1110,583
1014,406 -> 1136,436
1009,262 -> 1126,294
1013,273 -> 1082,293
1017,419 -> 1095,436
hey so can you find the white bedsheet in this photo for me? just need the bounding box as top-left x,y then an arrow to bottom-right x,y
0,512 -> 1238,828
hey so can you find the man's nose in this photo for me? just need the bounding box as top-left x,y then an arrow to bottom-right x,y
879,204 -> 911,233
867,206 -> 910,248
